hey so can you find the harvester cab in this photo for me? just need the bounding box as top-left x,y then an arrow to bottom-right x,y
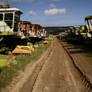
0,4 -> 23,36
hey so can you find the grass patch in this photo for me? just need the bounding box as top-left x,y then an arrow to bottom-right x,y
0,55 -> 8,67
0,39 -> 52,89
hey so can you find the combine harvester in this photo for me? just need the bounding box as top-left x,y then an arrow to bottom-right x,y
78,15 -> 92,44
0,4 -> 25,53
66,26 -> 84,44
85,16 -> 92,43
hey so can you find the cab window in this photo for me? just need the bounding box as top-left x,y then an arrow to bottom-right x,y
0,14 -> 3,21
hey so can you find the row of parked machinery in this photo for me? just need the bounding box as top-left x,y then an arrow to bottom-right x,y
66,15 -> 92,44
0,4 -> 47,38
0,4 -> 47,53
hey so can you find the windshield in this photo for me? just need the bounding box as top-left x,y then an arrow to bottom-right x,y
5,13 -> 13,28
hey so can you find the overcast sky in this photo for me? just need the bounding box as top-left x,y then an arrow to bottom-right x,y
0,0 -> 92,26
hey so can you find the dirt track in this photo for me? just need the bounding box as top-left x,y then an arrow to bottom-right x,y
19,38 -> 87,92
30,39 -> 86,92
2,38 -> 88,92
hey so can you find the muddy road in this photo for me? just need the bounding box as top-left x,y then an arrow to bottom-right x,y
30,39 -> 85,92
5,39 -> 88,92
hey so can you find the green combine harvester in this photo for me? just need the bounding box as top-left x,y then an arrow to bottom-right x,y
66,25 -> 85,44
66,15 -> 92,45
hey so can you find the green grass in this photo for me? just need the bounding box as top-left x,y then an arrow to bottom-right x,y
0,55 -> 8,67
0,59 -> 7,67
0,39 -> 52,89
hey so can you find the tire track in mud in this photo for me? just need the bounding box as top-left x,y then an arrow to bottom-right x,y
19,41 -> 54,92
30,48 -> 54,92
60,40 -> 92,92
31,39 -> 85,92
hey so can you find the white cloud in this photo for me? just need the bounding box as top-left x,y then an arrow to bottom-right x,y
27,10 -> 37,16
49,4 -> 56,8
44,8 -> 66,16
